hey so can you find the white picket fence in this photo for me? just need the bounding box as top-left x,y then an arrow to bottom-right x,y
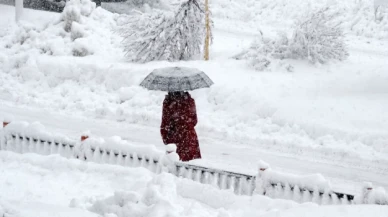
1,121 -> 387,205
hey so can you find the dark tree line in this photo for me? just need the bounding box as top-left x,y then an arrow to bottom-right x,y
0,0 -> 127,12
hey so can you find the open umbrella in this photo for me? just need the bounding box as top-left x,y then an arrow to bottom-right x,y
140,67 -> 214,92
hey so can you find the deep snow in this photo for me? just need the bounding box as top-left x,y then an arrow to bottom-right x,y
1,151 -> 388,217
0,0 -> 387,206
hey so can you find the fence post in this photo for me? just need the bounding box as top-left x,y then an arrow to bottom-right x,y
77,132 -> 90,160
162,144 -> 179,174
3,121 -> 9,128
362,182 -> 374,204
81,135 -> 89,142
254,160 -> 270,195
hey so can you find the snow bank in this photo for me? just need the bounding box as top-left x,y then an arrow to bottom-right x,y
0,152 -> 296,217
0,1 -> 121,61
89,172 -> 388,217
0,151 -> 154,215
0,200 -> 19,217
1,146 -> 388,216
259,204 -> 388,217
89,172 -> 299,217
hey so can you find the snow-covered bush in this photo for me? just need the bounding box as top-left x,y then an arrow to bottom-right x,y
289,7 -> 348,64
237,6 -> 348,71
118,0 -> 206,63
235,32 -> 291,71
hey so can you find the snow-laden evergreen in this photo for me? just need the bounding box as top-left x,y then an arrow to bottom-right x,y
118,0 -> 205,63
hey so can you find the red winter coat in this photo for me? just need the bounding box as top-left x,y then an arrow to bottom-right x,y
160,92 -> 201,161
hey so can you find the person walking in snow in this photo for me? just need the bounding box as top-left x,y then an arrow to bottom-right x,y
160,91 -> 201,161
139,67 -> 214,161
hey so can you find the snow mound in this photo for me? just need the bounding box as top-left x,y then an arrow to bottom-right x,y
1,151 -> 388,217
0,200 -> 19,217
0,0 -> 121,61
88,173 -> 299,217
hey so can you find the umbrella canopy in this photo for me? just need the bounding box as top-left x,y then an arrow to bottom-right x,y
140,67 -> 214,92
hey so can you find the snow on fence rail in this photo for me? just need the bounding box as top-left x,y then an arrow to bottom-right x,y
1,120 -> 387,205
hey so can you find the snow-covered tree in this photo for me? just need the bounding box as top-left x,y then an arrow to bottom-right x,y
236,6 -> 348,71
118,0 -> 206,63
289,7 -> 348,64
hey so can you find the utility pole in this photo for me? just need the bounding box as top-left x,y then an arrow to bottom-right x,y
204,0 -> 210,61
15,0 -> 23,22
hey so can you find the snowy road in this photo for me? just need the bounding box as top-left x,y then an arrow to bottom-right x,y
1,103 -> 387,194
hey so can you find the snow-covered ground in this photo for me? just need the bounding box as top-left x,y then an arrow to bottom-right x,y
2,151 -> 388,217
0,0 -> 388,213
